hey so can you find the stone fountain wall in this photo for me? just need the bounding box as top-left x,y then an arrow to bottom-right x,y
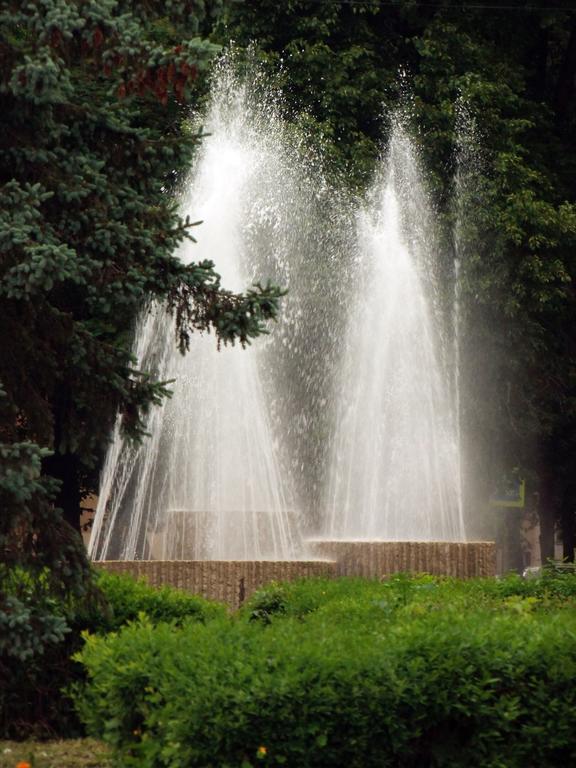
96,559 -> 336,610
306,540 -> 496,579
96,541 -> 495,609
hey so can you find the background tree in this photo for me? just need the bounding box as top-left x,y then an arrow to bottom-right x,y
222,0 -> 576,563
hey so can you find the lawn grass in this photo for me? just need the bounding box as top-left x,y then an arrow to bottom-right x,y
0,739 -> 109,768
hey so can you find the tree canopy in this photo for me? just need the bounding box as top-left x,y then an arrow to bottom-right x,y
2,0 -> 576,628
4,0 -> 576,738
220,0 -> 576,562
0,0 -> 285,649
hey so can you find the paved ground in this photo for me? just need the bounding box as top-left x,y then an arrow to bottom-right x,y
0,739 -> 109,768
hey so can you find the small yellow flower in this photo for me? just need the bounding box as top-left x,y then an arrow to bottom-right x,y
257,745 -> 268,758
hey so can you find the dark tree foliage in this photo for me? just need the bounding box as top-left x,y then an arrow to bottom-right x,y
222,0 -> 576,561
0,0 -> 285,668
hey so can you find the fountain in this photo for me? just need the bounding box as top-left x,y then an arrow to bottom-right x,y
90,71 -> 494,606
90,65 -> 338,606
308,123 -> 494,578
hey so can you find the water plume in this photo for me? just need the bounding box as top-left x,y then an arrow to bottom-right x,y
90,63 -> 316,561
322,123 -> 466,541
91,71 -> 470,563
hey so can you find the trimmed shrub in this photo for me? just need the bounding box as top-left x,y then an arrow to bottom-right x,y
244,571 -> 576,624
1,570 -> 225,739
88,570 -> 226,633
76,575 -> 576,767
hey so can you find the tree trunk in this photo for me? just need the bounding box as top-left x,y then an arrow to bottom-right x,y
538,468 -> 557,564
561,487 -> 576,562
554,19 -> 576,122
506,510 -> 525,574
528,23 -> 549,102
44,450 -> 82,533
42,385 -> 83,534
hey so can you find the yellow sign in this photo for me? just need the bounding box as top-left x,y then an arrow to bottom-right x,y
490,478 -> 525,509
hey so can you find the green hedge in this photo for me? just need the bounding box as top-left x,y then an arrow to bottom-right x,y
243,571 -> 576,623
88,570 -> 226,633
76,575 -> 576,767
1,571 -> 225,739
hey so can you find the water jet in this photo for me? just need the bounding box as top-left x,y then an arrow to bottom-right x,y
90,71 -> 495,605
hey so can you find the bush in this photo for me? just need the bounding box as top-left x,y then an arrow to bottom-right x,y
75,575 -> 576,767
87,571 -> 226,634
243,571 -> 576,624
0,570 -> 225,739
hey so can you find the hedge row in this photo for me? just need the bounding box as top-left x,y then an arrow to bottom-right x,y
76,574 -> 576,768
243,570 -> 576,623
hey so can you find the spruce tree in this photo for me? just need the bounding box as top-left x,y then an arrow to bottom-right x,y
0,0 -> 284,648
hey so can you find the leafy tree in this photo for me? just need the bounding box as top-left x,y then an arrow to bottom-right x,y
219,0 -> 402,185
412,9 -> 576,561
223,0 -> 576,562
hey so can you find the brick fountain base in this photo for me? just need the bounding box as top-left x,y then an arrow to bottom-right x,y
306,540 -> 496,579
96,540 -> 495,609
96,559 -> 336,610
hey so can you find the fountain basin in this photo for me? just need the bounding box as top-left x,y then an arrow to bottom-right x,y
306,540 -> 496,579
95,559 -> 336,610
